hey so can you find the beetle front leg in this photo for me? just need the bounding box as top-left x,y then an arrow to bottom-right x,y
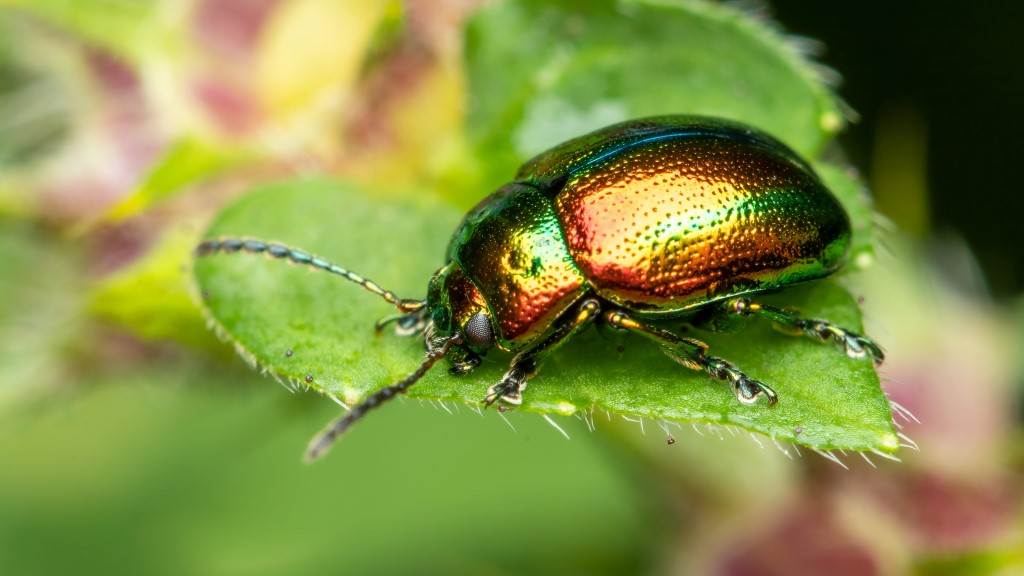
606,310 -> 778,406
484,298 -> 601,406
706,297 -> 884,365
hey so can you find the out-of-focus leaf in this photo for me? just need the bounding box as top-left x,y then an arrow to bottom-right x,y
194,180 -> 897,454
917,548 -> 1024,576
105,138 -> 259,222
817,162 -> 878,268
0,368 -> 656,574
90,226 -> 223,351
255,0 -> 391,119
0,220 -> 85,405
342,59 -> 469,191
0,20 -> 71,169
461,0 -> 845,193
0,16 -> 74,220
0,180 -> 32,219
1014,296 -> 1024,389
1,0 -> 158,63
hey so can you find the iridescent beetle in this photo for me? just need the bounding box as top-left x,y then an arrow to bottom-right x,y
197,116 -> 883,460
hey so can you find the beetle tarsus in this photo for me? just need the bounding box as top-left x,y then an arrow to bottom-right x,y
794,318 -> 886,365
709,298 -> 885,366
705,356 -> 778,406
449,354 -> 482,375
845,333 -> 885,366
484,367 -> 527,406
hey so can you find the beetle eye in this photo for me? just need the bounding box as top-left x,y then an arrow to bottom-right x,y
464,312 -> 494,349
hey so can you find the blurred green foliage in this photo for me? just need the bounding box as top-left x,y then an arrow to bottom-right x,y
464,0 -> 844,190
0,367 -> 659,575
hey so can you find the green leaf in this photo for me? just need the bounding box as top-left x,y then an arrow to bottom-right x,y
90,227 -> 225,352
916,548 -> 1024,576
194,180 -> 898,454
0,219 -> 86,406
2,0 -> 158,63
106,138 -> 259,222
461,0 -> 844,192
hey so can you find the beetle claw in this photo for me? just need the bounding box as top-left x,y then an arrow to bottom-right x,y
702,356 -> 777,407
800,320 -> 885,366
484,369 -> 527,407
734,376 -> 778,406
717,362 -> 777,407
501,388 -> 523,404
846,334 -> 885,366
484,383 -> 524,406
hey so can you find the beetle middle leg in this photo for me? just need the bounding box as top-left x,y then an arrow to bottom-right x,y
701,297 -> 884,365
484,298 -> 601,406
605,310 -> 778,406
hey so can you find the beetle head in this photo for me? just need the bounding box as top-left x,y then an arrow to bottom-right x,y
426,261 -> 496,374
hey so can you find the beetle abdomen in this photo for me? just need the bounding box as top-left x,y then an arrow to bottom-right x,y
553,133 -> 850,314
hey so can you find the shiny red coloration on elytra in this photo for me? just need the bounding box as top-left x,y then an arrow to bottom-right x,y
552,136 -> 850,314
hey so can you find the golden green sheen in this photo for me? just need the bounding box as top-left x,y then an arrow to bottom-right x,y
553,136 -> 850,313
448,184 -> 587,348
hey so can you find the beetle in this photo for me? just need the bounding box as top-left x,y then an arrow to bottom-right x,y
196,116 -> 883,460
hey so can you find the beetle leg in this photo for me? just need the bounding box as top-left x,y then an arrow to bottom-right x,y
605,310 -> 778,406
484,298 -> 602,406
375,308 -> 430,337
713,297 -> 884,365
596,319 -> 630,352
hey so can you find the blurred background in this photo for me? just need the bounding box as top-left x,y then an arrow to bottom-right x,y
773,0 -> 1024,298
0,1 -> 1021,575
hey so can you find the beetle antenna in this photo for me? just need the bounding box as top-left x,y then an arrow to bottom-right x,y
196,237 -> 425,313
304,333 -> 464,462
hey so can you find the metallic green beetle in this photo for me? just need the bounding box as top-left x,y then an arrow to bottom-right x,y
197,116 -> 883,460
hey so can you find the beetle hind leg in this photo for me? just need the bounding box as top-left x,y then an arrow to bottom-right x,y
794,318 -> 884,363
707,297 -> 884,365
605,310 -> 778,406
484,298 -> 602,406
